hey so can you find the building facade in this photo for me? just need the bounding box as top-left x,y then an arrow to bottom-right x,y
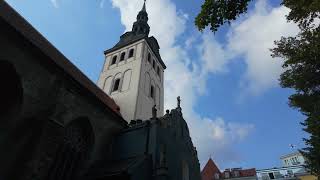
201,158 -> 257,180
0,1 -> 201,180
256,152 -> 317,180
280,152 -> 306,167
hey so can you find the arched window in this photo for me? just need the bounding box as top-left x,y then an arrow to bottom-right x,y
150,85 -> 155,99
122,69 -> 132,91
113,79 -> 121,92
144,73 -> 151,95
152,59 -> 156,69
129,49 -> 134,58
48,117 -> 94,180
156,86 -> 160,107
157,66 -> 160,76
112,73 -> 122,93
120,52 -> 126,61
111,55 -> 117,65
103,76 -> 113,95
147,53 -> 151,63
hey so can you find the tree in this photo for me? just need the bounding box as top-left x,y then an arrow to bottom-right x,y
195,0 -> 320,177
195,0 -> 250,32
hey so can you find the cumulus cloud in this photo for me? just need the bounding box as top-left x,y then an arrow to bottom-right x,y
191,117 -> 254,167
227,0 -> 299,96
110,0 -> 301,168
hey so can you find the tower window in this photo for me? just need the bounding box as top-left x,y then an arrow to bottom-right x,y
152,59 -> 155,69
111,56 -> 117,65
150,85 -> 155,99
147,53 -> 151,63
120,52 -> 126,61
129,49 -> 134,58
112,79 -> 121,92
157,66 -> 160,76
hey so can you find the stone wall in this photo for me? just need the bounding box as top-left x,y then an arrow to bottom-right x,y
0,3 -> 127,179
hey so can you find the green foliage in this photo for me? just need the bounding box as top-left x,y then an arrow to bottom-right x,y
282,0 -> 320,29
195,0 -> 320,177
271,27 -> 320,176
195,0 -> 251,32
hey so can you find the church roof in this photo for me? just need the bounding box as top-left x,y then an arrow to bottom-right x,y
201,158 -> 257,180
0,1 -> 126,125
104,1 -> 166,69
201,158 -> 221,180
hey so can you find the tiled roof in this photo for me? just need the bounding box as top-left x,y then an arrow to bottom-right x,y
201,158 -> 256,180
239,168 -> 256,177
201,158 -> 221,180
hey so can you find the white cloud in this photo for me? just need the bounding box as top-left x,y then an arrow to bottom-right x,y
111,0 -> 255,168
191,117 -> 254,167
50,0 -> 58,8
227,0 -> 299,96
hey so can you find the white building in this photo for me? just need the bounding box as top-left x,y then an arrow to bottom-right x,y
280,152 -> 306,167
256,152 -> 309,180
97,1 -> 166,122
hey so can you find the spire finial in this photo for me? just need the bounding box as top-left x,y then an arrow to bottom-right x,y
142,0 -> 146,11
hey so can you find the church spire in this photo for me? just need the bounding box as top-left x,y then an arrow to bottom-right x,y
132,0 -> 150,36
142,0 -> 146,12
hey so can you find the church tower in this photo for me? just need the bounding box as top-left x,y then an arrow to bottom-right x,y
98,1 -> 166,122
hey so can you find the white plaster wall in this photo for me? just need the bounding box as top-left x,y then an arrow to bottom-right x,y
281,154 -> 306,166
135,41 -> 164,120
97,39 -> 165,122
98,40 -> 144,121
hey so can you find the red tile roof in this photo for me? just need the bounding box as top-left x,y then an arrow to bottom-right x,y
201,158 -> 221,180
202,158 -> 256,180
239,168 -> 256,177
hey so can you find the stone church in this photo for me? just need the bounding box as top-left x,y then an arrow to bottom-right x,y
0,1 -> 201,180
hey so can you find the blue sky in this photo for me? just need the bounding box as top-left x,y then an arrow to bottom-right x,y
5,0 -> 308,170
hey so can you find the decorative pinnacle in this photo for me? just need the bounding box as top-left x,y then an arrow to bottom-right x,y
177,96 -> 181,108
142,0 -> 146,11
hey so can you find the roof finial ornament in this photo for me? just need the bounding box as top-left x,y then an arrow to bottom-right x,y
177,96 -> 181,108
142,0 -> 146,11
